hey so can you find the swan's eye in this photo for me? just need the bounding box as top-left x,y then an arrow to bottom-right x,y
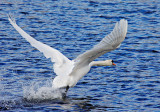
111,60 -> 114,63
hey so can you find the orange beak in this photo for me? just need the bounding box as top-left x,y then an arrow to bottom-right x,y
112,63 -> 116,66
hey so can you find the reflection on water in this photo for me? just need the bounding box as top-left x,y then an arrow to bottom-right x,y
0,94 -> 120,111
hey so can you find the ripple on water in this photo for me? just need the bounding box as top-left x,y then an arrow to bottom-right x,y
0,0 -> 160,111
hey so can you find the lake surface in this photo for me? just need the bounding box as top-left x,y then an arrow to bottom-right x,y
0,0 -> 160,111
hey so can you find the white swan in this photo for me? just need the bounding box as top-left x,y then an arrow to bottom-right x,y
8,16 -> 128,94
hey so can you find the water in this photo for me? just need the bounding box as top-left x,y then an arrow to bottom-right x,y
0,0 -> 160,111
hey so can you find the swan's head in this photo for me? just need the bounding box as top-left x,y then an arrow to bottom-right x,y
90,60 -> 116,66
104,60 -> 116,66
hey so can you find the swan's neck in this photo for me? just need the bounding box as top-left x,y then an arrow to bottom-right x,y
89,60 -> 111,66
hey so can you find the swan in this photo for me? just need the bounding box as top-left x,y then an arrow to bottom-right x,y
8,15 -> 128,95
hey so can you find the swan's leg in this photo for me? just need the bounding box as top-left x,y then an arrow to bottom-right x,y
62,86 -> 69,99
65,86 -> 69,93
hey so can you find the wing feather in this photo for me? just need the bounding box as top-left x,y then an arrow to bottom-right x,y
74,19 -> 128,66
8,15 -> 73,76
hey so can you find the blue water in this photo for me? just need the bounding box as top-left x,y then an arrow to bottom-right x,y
0,0 -> 160,111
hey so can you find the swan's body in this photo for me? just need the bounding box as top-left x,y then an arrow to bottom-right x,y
8,16 -> 128,92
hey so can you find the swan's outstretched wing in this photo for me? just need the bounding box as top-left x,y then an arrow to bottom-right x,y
8,15 -> 73,76
74,19 -> 128,68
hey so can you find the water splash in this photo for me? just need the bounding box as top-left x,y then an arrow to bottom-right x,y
23,80 -> 65,101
